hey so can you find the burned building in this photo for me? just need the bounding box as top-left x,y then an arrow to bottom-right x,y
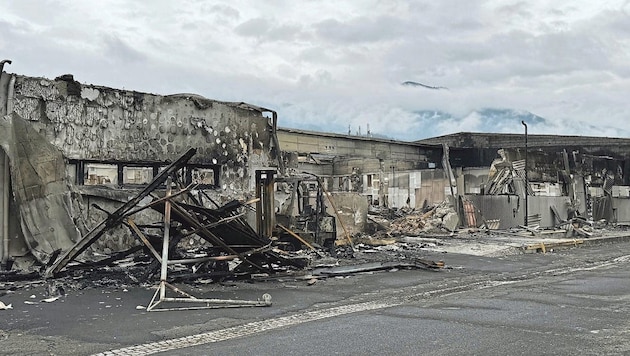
279,129 -> 630,233
418,132 -> 630,229
3,62 -> 630,274
0,67 -> 283,269
276,128 -> 449,236
277,128 -> 445,207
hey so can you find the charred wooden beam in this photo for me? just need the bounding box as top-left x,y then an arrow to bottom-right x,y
45,148 -> 197,277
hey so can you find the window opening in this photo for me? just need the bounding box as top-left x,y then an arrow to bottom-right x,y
84,163 -> 117,185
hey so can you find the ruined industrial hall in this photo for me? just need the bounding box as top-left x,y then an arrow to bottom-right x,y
2,63 -> 630,298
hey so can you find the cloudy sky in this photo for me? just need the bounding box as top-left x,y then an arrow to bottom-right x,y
1,0 -> 629,141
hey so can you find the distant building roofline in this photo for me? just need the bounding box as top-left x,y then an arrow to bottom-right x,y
415,131 -> 630,148
278,126 -> 441,148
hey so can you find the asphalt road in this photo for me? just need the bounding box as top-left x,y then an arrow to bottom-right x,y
2,239 -> 630,355
181,260 -> 630,356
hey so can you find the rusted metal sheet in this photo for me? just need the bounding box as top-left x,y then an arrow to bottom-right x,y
462,200 -> 477,227
464,195 -> 522,228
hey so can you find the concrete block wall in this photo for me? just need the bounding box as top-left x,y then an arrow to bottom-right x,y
277,128 -> 441,169
464,194 -> 570,229
9,74 -> 276,194
333,157 -> 382,175
0,72 -> 280,261
612,198 -> 630,223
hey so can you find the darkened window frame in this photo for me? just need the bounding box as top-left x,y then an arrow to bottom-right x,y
69,159 -> 220,189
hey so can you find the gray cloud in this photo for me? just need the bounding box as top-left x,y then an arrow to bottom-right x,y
234,17 -> 307,43
101,34 -> 147,64
0,0 -> 628,141
234,17 -> 271,37
210,4 -> 240,19
314,15 -> 408,43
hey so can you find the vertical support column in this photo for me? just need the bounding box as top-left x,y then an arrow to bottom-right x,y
378,159 -> 385,208
159,176 -> 172,300
255,170 -> 275,239
1,69 -> 13,267
255,171 -> 263,236
0,151 -> 7,265
264,171 -> 275,238
522,121 -> 529,227
117,164 -> 124,187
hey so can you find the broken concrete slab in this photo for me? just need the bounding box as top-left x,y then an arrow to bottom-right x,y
442,211 -> 460,232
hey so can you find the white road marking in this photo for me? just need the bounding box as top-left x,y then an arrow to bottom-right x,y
94,300 -> 393,355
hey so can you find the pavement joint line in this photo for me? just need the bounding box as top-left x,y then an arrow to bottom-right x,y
93,251 -> 630,355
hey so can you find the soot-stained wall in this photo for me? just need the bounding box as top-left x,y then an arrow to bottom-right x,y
1,72 -> 280,264
10,74 -> 277,195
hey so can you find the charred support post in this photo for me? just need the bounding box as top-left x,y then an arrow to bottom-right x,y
127,219 -> 162,263
522,121 -> 529,227
270,111 -> 285,176
159,176 -> 173,301
2,61 -> 13,266
1,153 -> 8,266
442,143 -> 457,199
314,176 -> 355,249
256,170 -> 276,239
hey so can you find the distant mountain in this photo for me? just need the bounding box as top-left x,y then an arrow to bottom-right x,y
409,108 -> 549,140
279,107 -> 575,142
475,108 -> 547,125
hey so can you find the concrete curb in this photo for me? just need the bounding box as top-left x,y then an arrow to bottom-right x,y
517,232 -> 630,254
580,233 -> 630,247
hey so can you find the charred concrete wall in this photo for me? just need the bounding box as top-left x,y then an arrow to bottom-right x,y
464,194 -> 571,229
9,74 -> 276,194
1,71 -> 279,263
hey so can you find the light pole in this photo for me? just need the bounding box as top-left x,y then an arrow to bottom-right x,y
521,121 -> 528,227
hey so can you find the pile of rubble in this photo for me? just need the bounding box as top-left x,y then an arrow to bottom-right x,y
37,148 -> 312,284
1,149 -> 446,307
369,201 -> 460,237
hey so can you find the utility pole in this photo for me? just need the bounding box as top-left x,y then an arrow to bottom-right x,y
521,121 -> 528,227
